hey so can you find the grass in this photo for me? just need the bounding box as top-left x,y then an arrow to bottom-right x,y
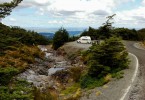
0,45 -> 46,99
96,90 -> 102,96
33,87 -> 57,100
0,79 -> 34,100
61,83 -> 80,95
0,45 -> 44,70
60,84 -> 82,100
80,75 -> 107,89
112,71 -> 124,79
104,74 -> 112,83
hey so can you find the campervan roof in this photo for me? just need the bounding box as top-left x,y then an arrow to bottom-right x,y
80,36 -> 91,39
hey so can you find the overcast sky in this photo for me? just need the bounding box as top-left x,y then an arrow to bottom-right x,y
1,0 -> 145,29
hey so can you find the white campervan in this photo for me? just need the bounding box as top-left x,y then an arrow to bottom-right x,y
77,36 -> 91,44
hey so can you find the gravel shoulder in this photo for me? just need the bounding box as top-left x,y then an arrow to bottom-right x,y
133,42 -> 145,50
64,41 -> 138,100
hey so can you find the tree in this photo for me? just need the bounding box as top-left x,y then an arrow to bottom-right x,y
53,28 -> 69,50
104,14 -> 116,28
98,14 -> 116,39
83,36 -> 129,78
80,27 -> 98,40
0,0 -> 22,19
138,28 -> 145,41
112,28 -> 138,40
0,23 -> 49,55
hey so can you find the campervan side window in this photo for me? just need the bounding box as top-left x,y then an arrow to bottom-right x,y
82,39 -> 88,40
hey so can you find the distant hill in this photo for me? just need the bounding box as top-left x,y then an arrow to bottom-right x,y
69,31 -> 82,36
39,31 -> 82,39
39,32 -> 54,39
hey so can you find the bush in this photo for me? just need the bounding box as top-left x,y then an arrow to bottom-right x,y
52,70 -> 70,83
33,87 -> 56,100
0,45 -> 45,69
83,37 -> 129,78
88,60 -> 110,78
53,28 -> 69,50
0,23 -> 49,55
0,80 -> 33,100
80,75 -> 105,89
112,71 -> 124,79
80,37 -> 129,89
0,67 -> 18,85
104,74 -> 112,83
61,83 -> 80,95
69,67 -> 82,82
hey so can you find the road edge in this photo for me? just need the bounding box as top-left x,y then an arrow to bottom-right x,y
133,43 -> 145,50
120,53 -> 139,100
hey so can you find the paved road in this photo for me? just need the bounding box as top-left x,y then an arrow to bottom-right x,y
66,41 -> 145,99
124,41 -> 145,100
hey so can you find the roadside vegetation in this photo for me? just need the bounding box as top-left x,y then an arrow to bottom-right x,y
137,28 -> 145,47
0,24 -> 49,99
80,36 -> 129,88
80,24 -> 145,42
48,14 -> 130,99
53,27 -> 69,50
0,0 -> 51,99
50,36 -> 129,99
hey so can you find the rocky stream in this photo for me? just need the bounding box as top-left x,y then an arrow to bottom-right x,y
17,45 -> 72,90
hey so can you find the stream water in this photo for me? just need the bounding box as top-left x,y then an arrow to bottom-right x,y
48,67 -> 65,75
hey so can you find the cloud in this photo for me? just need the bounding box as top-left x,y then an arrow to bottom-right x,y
9,18 -> 16,21
56,10 -> 83,16
48,20 -> 58,24
17,1 -> 51,9
114,0 -> 134,4
48,20 -> 68,24
114,5 -> 145,28
2,0 -> 145,28
47,0 -> 114,12
0,0 -> 12,3
142,0 -> 145,5
34,0 -> 50,4
42,0 -> 115,25
92,10 -> 109,16
133,16 -> 145,21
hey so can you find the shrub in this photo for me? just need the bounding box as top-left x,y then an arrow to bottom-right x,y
53,28 -> 69,50
80,75 -> 105,89
69,67 -> 82,82
0,67 -> 18,85
104,74 -> 112,83
88,60 -> 110,78
61,83 -> 80,95
33,87 -> 56,100
0,45 -> 44,69
52,70 -> 70,83
61,86 -> 81,100
0,80 -> 33,100
80,37 -> 129,89
83,37 -> 129,78
112,71 -> 124,79
0,23 -> 49,55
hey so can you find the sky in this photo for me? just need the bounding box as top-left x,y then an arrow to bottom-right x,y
1,0 -> 145,30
